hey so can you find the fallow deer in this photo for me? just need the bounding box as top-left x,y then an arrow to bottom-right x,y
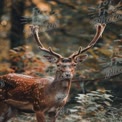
0,23 -> 106,122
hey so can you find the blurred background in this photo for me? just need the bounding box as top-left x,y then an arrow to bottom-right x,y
0,0 -> 122,121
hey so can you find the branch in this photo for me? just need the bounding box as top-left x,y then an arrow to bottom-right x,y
49,0 -> 77,9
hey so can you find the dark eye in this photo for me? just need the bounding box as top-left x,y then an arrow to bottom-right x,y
57,64 -> 60,67
73,64 -> 77,67
63,65 -> 66,68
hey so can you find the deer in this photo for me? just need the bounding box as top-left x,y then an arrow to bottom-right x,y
0,23 -> 106,122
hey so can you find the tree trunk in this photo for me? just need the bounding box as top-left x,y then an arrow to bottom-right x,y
0,0 -> 4,18
10,0 -> 25,49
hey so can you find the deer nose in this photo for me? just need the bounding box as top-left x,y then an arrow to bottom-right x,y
66,73 -> 71,77
62,72 -> 72,79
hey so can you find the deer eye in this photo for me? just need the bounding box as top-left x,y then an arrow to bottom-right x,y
57,64 -> 60,67
63,65 -> 67,68
72,64 -> 77,67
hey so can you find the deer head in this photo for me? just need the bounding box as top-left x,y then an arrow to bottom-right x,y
30,23 -> 106,80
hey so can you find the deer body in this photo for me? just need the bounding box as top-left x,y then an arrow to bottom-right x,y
0,23 -> 106,122
0,72 -> 71,122
0,73 -> 71,107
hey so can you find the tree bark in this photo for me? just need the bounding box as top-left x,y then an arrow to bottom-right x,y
10,0 -> 25,49
0,0 -> 4,18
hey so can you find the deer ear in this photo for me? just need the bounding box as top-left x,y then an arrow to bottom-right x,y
43,55 -> 58,63
74,54 -> 88,63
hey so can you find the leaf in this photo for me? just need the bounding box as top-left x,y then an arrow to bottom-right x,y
104,101 -> 111,106
68,109 -> 78,113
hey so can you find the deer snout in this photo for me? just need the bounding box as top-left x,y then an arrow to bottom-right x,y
62,72 -> 73,79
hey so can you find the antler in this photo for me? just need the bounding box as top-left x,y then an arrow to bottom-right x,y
70,23 -> 106,59
30,26 -> 62,60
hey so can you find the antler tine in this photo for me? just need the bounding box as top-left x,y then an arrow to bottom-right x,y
48,47 -> 63,59
69,46 -> 82,59
30,26 -> 62,59
30,26 -> 44,48
70,23 -> 106,59
80,23 -> 106,53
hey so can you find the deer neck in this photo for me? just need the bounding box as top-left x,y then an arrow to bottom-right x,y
49,71 -> 72,93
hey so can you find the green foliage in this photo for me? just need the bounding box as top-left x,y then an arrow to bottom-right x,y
58,90 -> 122,122
74,90 -> 113,116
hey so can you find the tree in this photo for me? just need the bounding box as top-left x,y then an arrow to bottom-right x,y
10,0 -> 25,48
0,0 -> 4,19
